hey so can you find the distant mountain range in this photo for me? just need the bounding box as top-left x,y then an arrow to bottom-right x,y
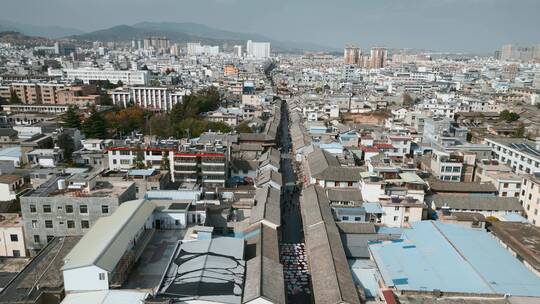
70,22 -> 336,52
0,20 -> 336,52
0,19 -> 83,38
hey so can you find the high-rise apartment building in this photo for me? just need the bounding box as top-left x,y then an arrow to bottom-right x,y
233,45 -> 243,57
501,44 -> 514,61
370,47 -> 388,69
187,42 -> 219,56
344,46 -> 361,65
246,40 -> 271,59
143,37 -> 170,51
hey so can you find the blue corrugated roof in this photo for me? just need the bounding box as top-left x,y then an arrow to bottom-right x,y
0,146 -> 22,158
363,202 -> 383,214
128,168 -> 155,176
369,221 -> 540,296
498,213 -> 529,223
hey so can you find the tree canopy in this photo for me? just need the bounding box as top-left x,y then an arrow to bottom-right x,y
500,110 -> 520,122
63,106 -> 81,129
81,108 -> 108,139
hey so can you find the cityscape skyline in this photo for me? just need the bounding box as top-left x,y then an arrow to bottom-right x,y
0,0 -> 539,52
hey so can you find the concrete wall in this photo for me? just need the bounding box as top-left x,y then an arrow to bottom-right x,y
64,265 -> 109,292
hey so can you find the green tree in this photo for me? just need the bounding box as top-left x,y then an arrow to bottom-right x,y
81,108 -> 108,139
9,90 -> 21,103
63,106 -> 81,129
100,93 -> 113,106
500,110 -> 520,122
149,114 -> 172,137
134,148 -> 146,169
515,123 -> 526,138
117,80 -> 124,87
235,122 -> 252,133
402,92 -> 413,106
208,121 -> 232,133
160,151 -> 170,171
56,133 -> 75,161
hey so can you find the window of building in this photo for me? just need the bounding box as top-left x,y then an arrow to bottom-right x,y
394,206 -> 400,211
120,159 -> 131,165
33,235 -> 40,243
10,234 -> 18,242
45,220 -> 53,228
99,273 -> 106,280
81,220 -> 90,229
404,216 -> 409,222
30,204 -> 36,213
67,220 -> 75,229
502,192 -> 507,197
342,216 -> 349,221
66,205 -> 73,213
101,205 -> 109,214
175,220 -> 180,226
46,235 -> 54,242
80,205 -> 88,214
12,250 -> 20,257
393,216 -> 398,221
354,217 -> 362,221
31,220 -> 38,229
43,205 -> 51,213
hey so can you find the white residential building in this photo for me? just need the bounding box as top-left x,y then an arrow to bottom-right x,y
111,87 -> 187,111
63,68 -> 149,85
486,138 -> 540,175
246,40 -> 271,59
519,174 -> 540,226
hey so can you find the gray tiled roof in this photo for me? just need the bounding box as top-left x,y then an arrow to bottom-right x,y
327,188 -> 363,203
300,185 -> 361,304
251,186 -> 281,227
243,224 -> 285,304
307,147 -> 364,181
432,194 -> 523,212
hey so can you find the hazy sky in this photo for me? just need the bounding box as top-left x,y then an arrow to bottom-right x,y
1,0 -> 539,52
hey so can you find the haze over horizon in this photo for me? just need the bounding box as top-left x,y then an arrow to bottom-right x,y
1,0 -> 539,52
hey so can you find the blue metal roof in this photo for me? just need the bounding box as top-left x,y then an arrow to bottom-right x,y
369,221 -> 540,296
362,202 -> 383,214
128,168 -> 156,176
0,146 -> 22,158
498,213 -> 529,223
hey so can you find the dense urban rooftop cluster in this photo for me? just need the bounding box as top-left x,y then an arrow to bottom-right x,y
0,33 -> 539,304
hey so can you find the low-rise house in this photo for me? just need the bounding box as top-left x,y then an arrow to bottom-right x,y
379,196 -> 426,228
250,186 -> 281,230
489,221 -> 540,276
62,199 -> 155,292
304,147 -> 364,188
300,185 -> 361,304
0,213 -> 26,257
431,194 -> 523,218
0,174 -> 25,201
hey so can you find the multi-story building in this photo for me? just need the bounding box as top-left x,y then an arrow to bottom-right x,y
107,146 -> 167,171
486,138 -> 540,175
370,47 -> 387,69
344,46 -> 361,65
519,174 -> 540,226
429,150 -> 463,182
110,87 -> 187,111
20,173 -> 136,253
0,213 -> 26,257
379,196 -> 425,228
246,40 -> 271,59
63,68 -> 149,85
170,146 -> 228,189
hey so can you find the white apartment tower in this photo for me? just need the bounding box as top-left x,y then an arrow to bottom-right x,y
246,40 -> 271,59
